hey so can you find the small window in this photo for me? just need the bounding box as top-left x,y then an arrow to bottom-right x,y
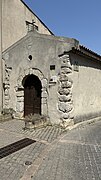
50,65 -> 55,70
28,55 -> 32,61
74,61 -> 79,72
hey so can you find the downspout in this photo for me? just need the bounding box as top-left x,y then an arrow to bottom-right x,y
0,0 -> 3,112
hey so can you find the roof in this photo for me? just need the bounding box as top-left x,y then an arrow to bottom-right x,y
3,31 -> 77,56
71,45 -> 101,62
20,0 -> 54,35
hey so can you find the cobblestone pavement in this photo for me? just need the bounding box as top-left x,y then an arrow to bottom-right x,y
0,119 -> 101,180
26,120 -> 101,180
0,119 -> 64,180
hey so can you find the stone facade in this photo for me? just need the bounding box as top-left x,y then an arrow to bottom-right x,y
2,30 -> 101,126
0,0 -> 53,113
1,1 -> 101,127
2,32 -> 78,127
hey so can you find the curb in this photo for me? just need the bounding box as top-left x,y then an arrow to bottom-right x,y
66,117 -> 101,130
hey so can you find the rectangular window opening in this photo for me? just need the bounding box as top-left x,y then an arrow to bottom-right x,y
50,65 -> 55,70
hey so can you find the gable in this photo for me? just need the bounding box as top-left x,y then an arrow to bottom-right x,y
20,0 -> 54,35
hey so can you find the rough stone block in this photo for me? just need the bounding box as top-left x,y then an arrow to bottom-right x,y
42,104 -> 48,116
61,112 -> 69,119
17,96 -> 24,102
65,103 -> 73,112
42,79 -> 47,88
68,112 -> 74,119
41,91 -> 47,98
16,91 -> 24,97
61,81 -> 72,88
24,69 -> 29,76
61,67 -> 72,74
60,118 -> 74,128
58,101 -> 73,113
68,77 -> 73,83
61,59 -> 72,69
16,102 -> 24,112
59,94 -> 72,102
58,88 -> 70,95
5,95 -> 9,100
59,74 -> 68,81
58,102 -> 66,112
29,68 -> 33,74
42,98 -> 47,104
4,89 -> 9,95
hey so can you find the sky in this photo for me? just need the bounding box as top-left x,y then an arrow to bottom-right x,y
23,0 -> 101,55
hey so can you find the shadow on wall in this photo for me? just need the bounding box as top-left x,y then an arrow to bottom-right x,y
69,52 -> 101,71
74,111 -> 101,124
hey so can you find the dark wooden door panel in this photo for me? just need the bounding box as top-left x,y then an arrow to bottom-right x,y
34,97 -> 41,114
24,75 -> 41,117
24,85 -> 41,116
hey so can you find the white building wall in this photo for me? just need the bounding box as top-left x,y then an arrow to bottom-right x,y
0,0 -> 52,113
70,52 -> 101,122
2,0 -> 52,51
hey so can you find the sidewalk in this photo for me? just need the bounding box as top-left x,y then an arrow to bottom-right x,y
0,119 -> 64,180
22,120 -> 101,180
0,119 -> 101,180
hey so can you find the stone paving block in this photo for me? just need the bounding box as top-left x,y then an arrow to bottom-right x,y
30,121 -> 101,180
0,119 -> 64,180
0,119 -> 101,180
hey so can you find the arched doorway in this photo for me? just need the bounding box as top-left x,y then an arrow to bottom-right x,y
23,75 -> 42,117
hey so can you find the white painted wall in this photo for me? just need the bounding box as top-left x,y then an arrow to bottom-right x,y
70,52 -> 101,122
2,0 -> 52,51
0,0 -> 52,112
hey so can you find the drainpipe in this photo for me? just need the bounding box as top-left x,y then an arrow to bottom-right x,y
0,0 -> 3,113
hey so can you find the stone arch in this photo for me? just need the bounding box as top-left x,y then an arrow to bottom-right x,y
17,68 -> 44,89
15,68 -> 48,118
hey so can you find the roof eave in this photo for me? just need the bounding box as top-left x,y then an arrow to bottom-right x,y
80,45 -> 101,59
71,47 -> 101,62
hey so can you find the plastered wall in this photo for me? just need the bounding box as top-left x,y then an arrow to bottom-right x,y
0,0 -> 52,112
3,32 -> 76,125
70,52 -> 101,122
2,0 -> 52,51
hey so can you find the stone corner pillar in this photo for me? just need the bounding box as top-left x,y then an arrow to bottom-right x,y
58,53 -> 74,128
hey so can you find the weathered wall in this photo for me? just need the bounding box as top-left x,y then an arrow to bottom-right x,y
70,52 -> 101,123
3,32 -> 77,124
2,0 -> 52,51
0,0 -> 52,113
3,29 -> 101,124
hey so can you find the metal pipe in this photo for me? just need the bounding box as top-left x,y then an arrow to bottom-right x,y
0,0 -> 3,112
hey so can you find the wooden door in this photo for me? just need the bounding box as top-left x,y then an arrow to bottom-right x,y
24,75 -> 41,117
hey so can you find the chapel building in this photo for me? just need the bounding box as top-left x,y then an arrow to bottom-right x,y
1,0 -> 101,127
